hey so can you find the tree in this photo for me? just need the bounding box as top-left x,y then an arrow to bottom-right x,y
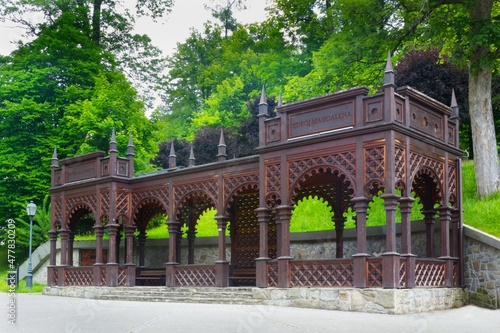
395,47 -> 470,153
0,0 -> 171,104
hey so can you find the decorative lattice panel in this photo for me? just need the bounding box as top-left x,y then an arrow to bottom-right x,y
399,260 -> 407,288
289,260 -> 354,287
233,193 -> 260,267
289,151 -> 356,187
64,268 -> 93,286
100,192 -> 110,217
66,194 -> 97,218
53,196 -> 63,222
100,267 -> 107,286
410,151 -> 444,181
265,163 -> 281,201
448,163 -> 457,206
116,192 -> 130,217
132,188 -> 170,212
118,267 -> 127,286
415,260 -> 446,287
365,147 -> 385,181
53,269 -> 58,285
367,259 -> 383,288
174,180 -> 218,203
267,263 -> 278,287
223,173 -> 259,202
395,146 -> 406,182
175,265 -> 216,287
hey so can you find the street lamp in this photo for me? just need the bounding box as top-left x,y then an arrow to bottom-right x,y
26,200 -> 37,289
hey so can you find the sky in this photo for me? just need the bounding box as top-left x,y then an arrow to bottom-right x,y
0,0 -> 269,57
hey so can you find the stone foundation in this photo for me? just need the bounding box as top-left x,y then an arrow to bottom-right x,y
253,287 -> 466,314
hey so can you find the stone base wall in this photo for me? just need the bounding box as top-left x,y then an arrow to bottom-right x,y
464,226 -> 500,309
253,287 -> 466,314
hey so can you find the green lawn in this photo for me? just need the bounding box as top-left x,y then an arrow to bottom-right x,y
462,160 -> 500,237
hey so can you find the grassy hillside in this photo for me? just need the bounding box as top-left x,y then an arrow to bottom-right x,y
462,160 -> 500,237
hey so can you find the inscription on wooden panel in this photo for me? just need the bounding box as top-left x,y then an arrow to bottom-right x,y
289,101 -> 354,138
67,161 -> 97,182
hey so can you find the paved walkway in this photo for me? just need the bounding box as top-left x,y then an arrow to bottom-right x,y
2,293 -> 499,333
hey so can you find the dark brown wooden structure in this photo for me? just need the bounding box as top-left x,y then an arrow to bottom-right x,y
47,55 -> 464,289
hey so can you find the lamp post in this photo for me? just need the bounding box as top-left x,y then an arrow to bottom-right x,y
26,201 -> 37,289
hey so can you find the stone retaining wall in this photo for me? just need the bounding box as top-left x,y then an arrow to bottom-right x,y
464,226 -> 500,309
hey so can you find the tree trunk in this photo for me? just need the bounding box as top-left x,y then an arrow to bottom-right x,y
92,0 -> 103,45
468,0 -> 500,197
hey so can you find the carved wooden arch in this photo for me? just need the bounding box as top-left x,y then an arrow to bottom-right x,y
175,190 -> 217,227
411,166 -> 444,208
290,165 -> 356,213
224,182 -> 259,215
67,202 -> 96,232
133,197 -> 167,232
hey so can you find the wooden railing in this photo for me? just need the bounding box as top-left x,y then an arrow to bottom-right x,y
174,265 -> 216,287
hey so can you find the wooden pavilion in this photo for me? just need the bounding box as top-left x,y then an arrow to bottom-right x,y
47,55 -> 464,289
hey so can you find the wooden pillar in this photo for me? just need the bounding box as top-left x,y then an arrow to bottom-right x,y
124,225 -> 136,286
47,230 -> 58,286
187,228 -> 196,265
59,229 -> 69,266
333,216 -> 345,258
138,232 -> 147,267
352,197 -> 370,288
165,220 -> 180,287
451,208 -> 460,258
105,221 -> 120,287
399,197 -> 416,288
67,231 -> 75,266
437,205 -> 454,287
380,193 -> 400,288
423,209 -> 436,258
276,205 -> 292,288
215,216 -> 229,287
255,207 -> 271,287
93,225 -> 104,264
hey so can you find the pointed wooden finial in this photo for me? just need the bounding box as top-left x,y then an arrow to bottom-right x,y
217,129 -> 227,162
51,147 -> 58,168
168,141 -> 177,170
127,134 -> 135,156
384,50 -> 395,85
188,146 -> 196,167
109,129 -> 117,152
450,89 -> 459,120
258,85 -> 268,117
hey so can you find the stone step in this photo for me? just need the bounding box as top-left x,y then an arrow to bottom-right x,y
96,294 -> 263,305
102,290 -> 255,299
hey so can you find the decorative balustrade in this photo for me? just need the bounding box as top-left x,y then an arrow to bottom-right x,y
415,259 -> 447,287
366,258 -> 383,288
64,267 -> 94,286
174,265 -> 216,287
289,259 -> 354,288
267,261 -> 278,287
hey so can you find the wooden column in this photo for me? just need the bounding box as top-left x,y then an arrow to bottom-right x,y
437,205 -> 454,287
137,232 -> 147,267
124,224 -> 136,286
165,220 -> 180,287
399,197 -> 416,288
255,207 -> 271,287
47,230 -> 58,286
105,221 -> 120,287
276,205 -> 292,288
423,209 -> 436,258
215,216 -> 229,287
187,228 -> 196,265
59,229 -> 69,267
352,197 -> 370,288
380,193 -> 400,288
333,216 -> 345,258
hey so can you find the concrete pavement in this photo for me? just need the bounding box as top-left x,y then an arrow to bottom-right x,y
2,292 -> 499,333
